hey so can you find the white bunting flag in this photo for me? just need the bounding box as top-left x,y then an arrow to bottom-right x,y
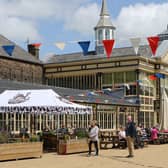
130,38 -> 141,55
54,42 -> 66,50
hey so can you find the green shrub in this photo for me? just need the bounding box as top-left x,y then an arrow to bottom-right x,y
29,135 -> 39,142
74,129 -> 88,139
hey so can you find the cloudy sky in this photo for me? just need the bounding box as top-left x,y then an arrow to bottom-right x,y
0,0 -> 168,59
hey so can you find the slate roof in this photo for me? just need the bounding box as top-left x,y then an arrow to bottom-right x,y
45,45 -> 152,64
0,34 -> 42,64
158,25 -> 168,37
0,79 -> 139,107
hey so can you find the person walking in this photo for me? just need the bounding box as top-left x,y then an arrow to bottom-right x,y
125,115 -> 136,158
88,120 -> 99,156
151,126 -> 159,142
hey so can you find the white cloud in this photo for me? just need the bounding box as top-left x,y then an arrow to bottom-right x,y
1,0 -> 168,48
114,3 -> 168,46
0,0 -> 98,42
0,15 -> 40,41
64,3 -> 99,35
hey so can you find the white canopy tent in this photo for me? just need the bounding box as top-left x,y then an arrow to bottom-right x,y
0,89 -> 92,133
0,89 -> 92,114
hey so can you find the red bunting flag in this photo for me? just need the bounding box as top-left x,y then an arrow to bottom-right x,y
102,39 -> 115,59
149,75 -> 157,80
147,36 -> 159,56
32,43 -> 42,47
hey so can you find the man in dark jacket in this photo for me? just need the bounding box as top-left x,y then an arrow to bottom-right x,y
125,115 -> 136,158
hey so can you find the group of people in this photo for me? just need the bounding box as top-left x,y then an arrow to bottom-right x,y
87,117 -> 136,158
87,115 -> 160,158
87,116 -> 136,157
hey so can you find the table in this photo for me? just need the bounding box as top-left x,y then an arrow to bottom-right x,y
99,131 -> 119,149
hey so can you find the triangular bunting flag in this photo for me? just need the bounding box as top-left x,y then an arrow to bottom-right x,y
78,41 -> 90,56
2,45 -> 15,56
31,43 -> 42,47
149,75 -> 157,80
147,36 -> 160,56
130,38 -> 141,55
155,73 -> 165,79
102,40 -> 115,58
54,42 -> 66,50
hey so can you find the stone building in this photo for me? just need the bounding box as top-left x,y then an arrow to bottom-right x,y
43,0 -> 168,128
0,35 -> 43,84
0,0 -> 168,130
0,79 -> 138,133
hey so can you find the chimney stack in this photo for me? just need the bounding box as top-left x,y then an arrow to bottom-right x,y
28,43 -> 41,59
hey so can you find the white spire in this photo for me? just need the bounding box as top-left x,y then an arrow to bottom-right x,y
100,0 -> 109,16
95,0 -> 115,29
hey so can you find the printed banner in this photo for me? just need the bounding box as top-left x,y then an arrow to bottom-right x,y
130,38 -> 141,55
147,36 -> 160,56
78,41 -> 90,56
2,45 -> 15,56
102,39 -> 115,58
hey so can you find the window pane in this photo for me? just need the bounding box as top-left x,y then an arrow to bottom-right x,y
126,71 -> 136,83
98,29 -> 103,43
105,29 -> 110,39
139,111 -> 144,126
102,73 -> 112,84
114,72 -> 124,84
126,85 -> 137,95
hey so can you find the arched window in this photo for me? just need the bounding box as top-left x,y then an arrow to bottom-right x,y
98,29 -> 103,44
105,29 -> 110,39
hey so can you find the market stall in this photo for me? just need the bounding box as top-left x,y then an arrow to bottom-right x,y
0,89 -> 92,157
0,89 -> 92,134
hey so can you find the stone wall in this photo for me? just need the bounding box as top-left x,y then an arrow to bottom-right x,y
0,58 -> 43,84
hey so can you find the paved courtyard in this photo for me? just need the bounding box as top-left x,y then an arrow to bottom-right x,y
0,144 -> 167,168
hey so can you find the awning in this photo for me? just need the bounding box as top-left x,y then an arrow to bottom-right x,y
0,89 -> 92,114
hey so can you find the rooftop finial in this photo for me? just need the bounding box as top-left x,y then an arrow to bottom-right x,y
100,0 -> 109,16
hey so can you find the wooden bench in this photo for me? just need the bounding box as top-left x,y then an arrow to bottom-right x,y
100,140 -> 113,149
99,130 -> 119,149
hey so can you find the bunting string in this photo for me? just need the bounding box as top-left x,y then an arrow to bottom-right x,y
0,35 -> 161,58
